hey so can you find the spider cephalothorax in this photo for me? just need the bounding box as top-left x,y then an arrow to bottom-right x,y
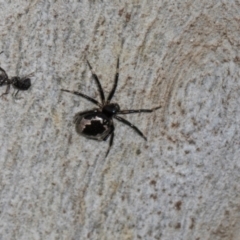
61,58 -> 160,157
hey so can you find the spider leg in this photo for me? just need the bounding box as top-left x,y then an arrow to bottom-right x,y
102,125 -> 114,141
107,57 -> 119,102
114,115 -> 147,141
105,127 -> 115,157
61,89 -> 101,107
87,60 -> 105,104
118,106 -> 161,115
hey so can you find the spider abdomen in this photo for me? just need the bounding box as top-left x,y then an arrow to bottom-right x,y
74,112 -> 113,141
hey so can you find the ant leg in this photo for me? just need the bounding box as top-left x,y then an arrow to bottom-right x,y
114,115 -> 147,141
12,90 -> 23,100
0,67 -> 9,80
61,89 -> 101,107
107,57 -> 119,102
1,84 -> 10,97
14,90 -> 20,97
86,60 -> 105,104
118,106 -> 161,115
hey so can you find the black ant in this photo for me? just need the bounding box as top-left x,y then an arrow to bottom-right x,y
0,51 -> 33,97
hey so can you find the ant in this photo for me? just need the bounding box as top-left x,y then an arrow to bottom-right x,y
0,51 -> 33,97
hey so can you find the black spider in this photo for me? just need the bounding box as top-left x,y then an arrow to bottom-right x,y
61,58 -> 161,157
0,51 -> 33,97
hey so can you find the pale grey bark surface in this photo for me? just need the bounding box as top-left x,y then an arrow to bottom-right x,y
0,0 -> 240,239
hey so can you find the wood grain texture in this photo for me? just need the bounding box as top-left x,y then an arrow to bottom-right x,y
0,1 -> 240,239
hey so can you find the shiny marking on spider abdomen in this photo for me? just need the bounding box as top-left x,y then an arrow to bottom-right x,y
75,112 -> 112,140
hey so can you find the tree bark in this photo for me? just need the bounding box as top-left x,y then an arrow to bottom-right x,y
0,1 -> 240,239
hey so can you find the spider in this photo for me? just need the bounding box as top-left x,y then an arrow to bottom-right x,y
61,57 -> 161,157
0,51 -> 33,97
